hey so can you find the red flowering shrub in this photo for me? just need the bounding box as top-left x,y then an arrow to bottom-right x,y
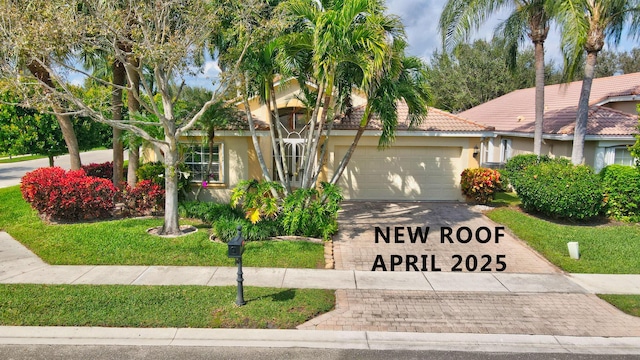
81,161 -> 114,180
460,168 -> 503,205
21,167 -> 117,221
21,167 -> 67,214
118,180 -> 165,216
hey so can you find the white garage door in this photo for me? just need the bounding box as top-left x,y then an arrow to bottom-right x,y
335,146 -> 463,200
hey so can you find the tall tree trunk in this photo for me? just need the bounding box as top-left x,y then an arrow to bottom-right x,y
126,56 -> 141,187
127,146 -> 140,187
161,144 -> 181,235
302,73 -> 334,189
26,60 -> 82,170
298,82 -> 325,188
243,89 -> 273,182
265,83 -> 288,191
112,59 -> 126,186
533,40 -> 545,156
270,82 -> 291,192
571,51 -> 598,165
330,105 -> 372,184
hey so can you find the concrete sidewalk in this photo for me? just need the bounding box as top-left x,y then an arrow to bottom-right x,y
1,231 -> 638,294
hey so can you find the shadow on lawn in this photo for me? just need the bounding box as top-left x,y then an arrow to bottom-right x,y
246,289 -> 296,304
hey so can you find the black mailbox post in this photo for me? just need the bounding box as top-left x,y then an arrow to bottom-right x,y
227,226 -> 246,306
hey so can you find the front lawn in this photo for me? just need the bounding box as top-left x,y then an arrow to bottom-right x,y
0,186 -> 324,268
0,284 -> 334,329
599,295 -> 640,317
486,193 -> 640,274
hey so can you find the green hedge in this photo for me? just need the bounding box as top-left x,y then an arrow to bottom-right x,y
514,161 -> 604,220
504,154 -> 566,188
600,165 -> 640,222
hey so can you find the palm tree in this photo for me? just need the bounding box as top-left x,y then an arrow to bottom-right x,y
556,0 -> 640,164
440,0 -> 555,156
280,0 -> 398,189
330,39 -> 432,185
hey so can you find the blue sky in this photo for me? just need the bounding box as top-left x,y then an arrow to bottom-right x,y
188,0 -> 639,89
70,0 -> 639,90
387,0 -> 638,64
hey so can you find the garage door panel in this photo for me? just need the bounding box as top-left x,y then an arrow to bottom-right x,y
335,146 -> 462,200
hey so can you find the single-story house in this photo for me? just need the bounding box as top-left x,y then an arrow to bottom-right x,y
459,72 -> 640,171
145,79 -> 494,202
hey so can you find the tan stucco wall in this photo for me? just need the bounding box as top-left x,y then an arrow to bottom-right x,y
490,135 -> 601,166
604,101 -> 638,115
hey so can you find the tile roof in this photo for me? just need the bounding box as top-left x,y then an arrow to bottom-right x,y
333,103 -> 492,132
459,72 -> 640,136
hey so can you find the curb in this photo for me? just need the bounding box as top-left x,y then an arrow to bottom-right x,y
0,327 -> 639,354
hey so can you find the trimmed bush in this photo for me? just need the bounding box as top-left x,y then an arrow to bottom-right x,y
118,180 -> 165,216
81,161 -> 114,180
179,201 -> 243,223
460,168 -> 503,204
600,165 -> 640,222
21,167 -> 117,221
514,161 -> 604,220
504,154 -> 554,188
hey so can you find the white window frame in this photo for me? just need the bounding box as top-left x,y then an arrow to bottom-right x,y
183,142 -> 224,184
613,146 -> 635,167
500,139 -> 512,163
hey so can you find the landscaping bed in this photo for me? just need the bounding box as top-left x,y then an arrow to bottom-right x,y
0,186 -> 324,268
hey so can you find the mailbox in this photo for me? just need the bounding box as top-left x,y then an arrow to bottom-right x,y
227,226 -> 245,259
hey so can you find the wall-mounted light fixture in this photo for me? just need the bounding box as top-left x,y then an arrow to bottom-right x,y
473,145 -> 479,157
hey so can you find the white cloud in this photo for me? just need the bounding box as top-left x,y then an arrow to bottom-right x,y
386,0 -> 637,66
202,60 -> 221,79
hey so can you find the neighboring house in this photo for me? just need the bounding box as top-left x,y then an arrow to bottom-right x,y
459,72 -> 640,171
145,79 -> 494,202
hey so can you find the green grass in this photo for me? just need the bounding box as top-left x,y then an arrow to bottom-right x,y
598,295 -> 640,317
491,191 -> 521,207
486,205 -> 640,274
0,284 -> 335,328
0,186 -> 324,268
0,154 -> 46,163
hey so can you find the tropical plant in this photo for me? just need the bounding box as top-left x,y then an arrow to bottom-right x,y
556,0 -> 640,164
460,168 -> 503,204
330,39 -> 432,184
231,180 -> 285,223
280,182 -> 343,240
440,0 -> 556,156
276,0 -> 402,189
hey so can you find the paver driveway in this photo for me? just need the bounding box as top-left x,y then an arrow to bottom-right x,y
299,201 -> 640,336
332,201 -> 558,273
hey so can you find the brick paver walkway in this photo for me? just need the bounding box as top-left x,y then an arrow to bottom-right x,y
333,202 -> 558,273
298,290 -> 640,336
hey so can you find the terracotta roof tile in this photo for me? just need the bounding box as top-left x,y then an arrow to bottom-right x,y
333,103 -> 492,132
459,72 -> 640,136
